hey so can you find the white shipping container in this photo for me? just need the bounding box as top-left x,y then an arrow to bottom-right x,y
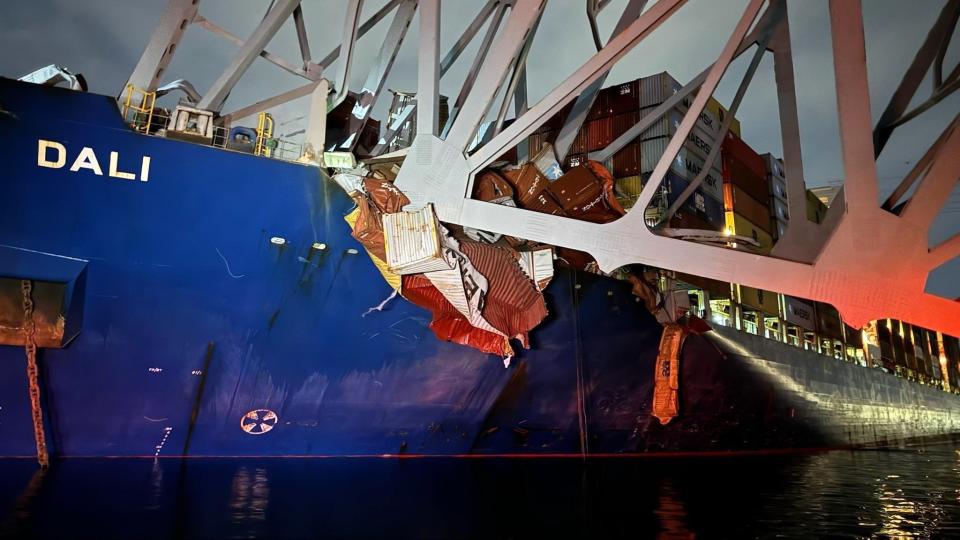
771,196 -> 790,222
383,204 -> 453,275
639,72 -> 741,137
763,153 -> 785,179
517,247 -> 555,291
636,107 -> 722,142
770,175 -> 788,203
775,219 -> 787,239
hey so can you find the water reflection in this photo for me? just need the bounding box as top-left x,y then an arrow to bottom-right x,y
2,441 -> 960,539
229,467 -> 270,536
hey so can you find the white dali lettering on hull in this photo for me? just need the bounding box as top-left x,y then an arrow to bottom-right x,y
36,139 -> 151,182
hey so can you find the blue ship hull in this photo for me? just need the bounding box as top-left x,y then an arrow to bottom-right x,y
1,79 -> 958,458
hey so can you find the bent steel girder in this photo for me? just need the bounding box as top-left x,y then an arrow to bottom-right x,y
394,0 -> 960,336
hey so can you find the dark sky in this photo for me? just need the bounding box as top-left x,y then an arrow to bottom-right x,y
2,0 -> 957,296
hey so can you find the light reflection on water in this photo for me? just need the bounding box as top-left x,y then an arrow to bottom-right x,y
3,441 -> 960,539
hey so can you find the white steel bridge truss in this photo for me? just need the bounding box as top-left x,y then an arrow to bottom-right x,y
126,0 -> 960,336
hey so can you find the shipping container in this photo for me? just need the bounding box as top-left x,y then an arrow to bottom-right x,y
725,211 -> 774,252
567,127 -> 587,154
564,153 -> 587,169
877,320 -> 896,368
678,147 -> 724,202
605,80 -> 641,113
614,175 -> 643,199
763,153 -> 785,179
612,110 -> 639,142
774,219 -> 787,239
783,295 -> 816,331
583,116 -> 614,152
944,335 -> 960,388
637,107 -> 724,143
611,142 -> 641,177
815,302 -> 844,341
638,71 -> 742,137
644,169 -> 726,228
722,132 -> 766,179
640,132 -> 725,201
527,129 -> 557,156
770,196 -> 789,222
806,190 -> 828,223
739,286 -> 779,316
722,151 -> 771,203
383,204 -> 449,275
723,183 -> 772,233
770,174 -> 788,202
669,210 -> 723,232
587,89 -> 611,120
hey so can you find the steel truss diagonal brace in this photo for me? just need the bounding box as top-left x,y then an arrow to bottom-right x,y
553,0 -> 648,161
337,0 -> 418,151
589,1 -> 783,165
930,233 -> 960,269
662,1 -> 783,222
197,0 -> 303,111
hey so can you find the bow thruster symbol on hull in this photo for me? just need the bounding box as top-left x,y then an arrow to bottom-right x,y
241,409 -> 278,435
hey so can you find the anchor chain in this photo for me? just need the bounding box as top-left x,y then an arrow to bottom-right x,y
21,280 -> 49,468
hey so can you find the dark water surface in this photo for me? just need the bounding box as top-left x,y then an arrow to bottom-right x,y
3,443 -> 960,539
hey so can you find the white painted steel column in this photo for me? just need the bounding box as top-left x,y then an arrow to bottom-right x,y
417,0 -> 440,137
123,0 -> 200,94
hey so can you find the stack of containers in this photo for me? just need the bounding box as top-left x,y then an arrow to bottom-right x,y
763,153 -> 790,239
721,131 -> 775,319
720,132 -> 773,251
526,72 -> 742,232
629,71 -> 742,231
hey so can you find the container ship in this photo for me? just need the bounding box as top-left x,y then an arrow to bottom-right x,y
2,2 -> 959,461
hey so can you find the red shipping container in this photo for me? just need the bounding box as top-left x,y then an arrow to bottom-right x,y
568,129 -> 587,154
503,163 -> 550,207
584,116 -> 614,152
587,89 -> 612,120
547,164 -> 620,223
613,110 -> 640,140
607,80 -> 640,114
611,142 -> 641,178
722,132 -> 766,179
722,153 -> 770,203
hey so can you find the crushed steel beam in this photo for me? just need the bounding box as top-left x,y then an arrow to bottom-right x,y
337,0 -> 417,151
332,0 -> 365,106
443,2 -> 511,140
